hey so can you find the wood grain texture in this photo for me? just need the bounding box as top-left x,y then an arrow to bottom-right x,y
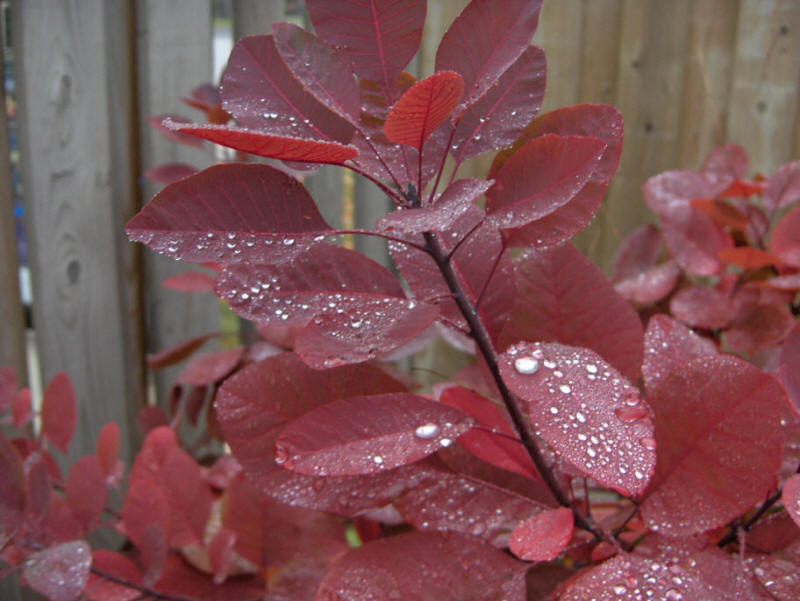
12,0 -> 144,460
533,0 -> 582,112
233,0 -> 286,38
136,0 -> 219,401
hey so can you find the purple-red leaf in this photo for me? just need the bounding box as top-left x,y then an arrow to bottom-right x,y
659,206 -> 733,275
159,447 -> 213,546
614,261 -> 680,305
221,35 -> 353,142
96,422 -> 120,478
84,550 -> 142,601
163,121 -> 358,164
725,303 -> 795,356
501,243 -> 644,382
643,170 -> 730,217
208,528 -> 236,585
151,555 -> 263,601
783,473 -> 800,529
0,433 -> 25,533
146,333 -> 216,370
314,531 -> 527,601
12,388 -> 32,428
509,507 -> 573,561
41,372 -> 77,454
770,205 -> 800,267
436,0 -> 543,109
384,71 -> 464,150
274,392 -> 473,476
451,45 -> 546,162
162,270 -> 216,292
486,134 -> 606,229
176,346 -> 243,387
148,114 -> 204,148
305,0 -> 425,99
126,164 -> 333,264
642,315 -> 717,395
763,159 -> 800,212
143,162 -> 198,186
216,242 -> 404,325
641,355 -> 784,536
701,143 -> 749,181
779,322 -> 800,415
500,342 -> 656,496
23,541 -> 92,601
612,225 -> 680,304
65,456 -> 106,529
122,477 -> 170,552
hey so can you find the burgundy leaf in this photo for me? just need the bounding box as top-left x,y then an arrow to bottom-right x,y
436,0 -> 543,109
701,143 -> 749,181
451,45 -> 546,162
182,83 -> 222,114
752,539 -> 800,601
42,496 -> 84,542
216,242 -> 404,326
162,270 -> 216,292
144,162 -> 198,186
146,332 -> 216,370
272,22 -> 361,123
500,243 -> 644,382
138,406 -> 169,435
493,104 -> 624,247
612,224 -> 664,280
216,353 -> 406,484
770,205 -> 800,267
176,346 -> 243,386
500,342 -> 656,496
23,540 -> 92,601
183,385 -> 207,425
126,164 -> 334,264
148,114 -> 204,148
763,159 -> 800,212
221,35 -> 353,142
274,392 -> 472,475
779,323 -> 800,415
65,456 -> 107,529
96,422 -> 120,477
641,355 -> 784,536
12,387 -> 32,427
725,303 -> 795,356
384,71 -> 464,150
439,385 -> 540,481
643,170 -> 730,217
121,477 -> 170,553
658,205 -> 734,275
509,507 -> 573,561
41,372 -> 77,454
718,246 -> 781,270
642,315 -> 718,395
151,555 -> 263,601
208,528 -> 236,585
670,285 -> 735,329
314,531 -> 527,601
25,460 -> 51,523
784,473 -> 800,529
0,433 -> 25,533
486,134 -> 606,229
295,298 -> 439,368
377,178 -> 492,234
305,0 -> 425,99
158,447 -> 213,546
692,196 -> 752,230
614,261 -> 680,305
163,121 -> 358,164
84,550 -> 142,601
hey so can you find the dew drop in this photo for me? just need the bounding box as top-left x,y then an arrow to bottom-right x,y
415,422 -> 440,439
640,437 -> 657,450
558,384 -> 571,394
274,448 -> 288,465
665,589 -> 683,601
373,455 -> 384,465
634,470 -> 645,480
549,406 -> 559,415
615,406 -> 648,423
585,364 -> 598,374
575,411 -> 586,423
439,438 -> 453,447
613,585 -> 627,596
514,356 -> 539,374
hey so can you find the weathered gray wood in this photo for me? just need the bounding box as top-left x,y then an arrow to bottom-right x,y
12,0 -> 144,461
136,0 -> 219,401
0,46 -> 27,383
233,0 -> 286,38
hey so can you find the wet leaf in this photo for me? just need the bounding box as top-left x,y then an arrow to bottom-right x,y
65,456 -> 106,530
162,270 -> 216,292
509,507 -> 573,561
176,346 -> 244,387
41,372 -> 77,454
24,540 -> 92,601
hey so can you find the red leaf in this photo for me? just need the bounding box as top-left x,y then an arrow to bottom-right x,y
752,539 -> 800,601
216,243 -> 404,326
701,143 -> 749,180
614,261 -> 680,305
41,372 -> 77,454
306,0 -> 426,98
164,121 -> 358,164
486,134 -> 606,229
151,555 -> 263,601
23,541 -> 92,601
642,315 -> 717,395
275,392 -> 473,475
718,246 -> 781,269
12,388 -> 32,427
659,206 -> 733,275
176,346 -> 243,386
384,71 -> 464,150
42,495 -> 83,542
436,0 -> 543,108
85,550 -> 142,601
271,22 -> 361,123
143,162 -> 198,186
439,386 -> 541,481
122,477 -> 170,550
770,204 -> 800,268
783,473 -> 800,529
162,270 -> 216,292
725,303 -> 795,356
499,342 -> 656,496
644,170 -> 729,217
96,423 -> 120,477
25,460 -> 51,523
221,35 -> 353,142
146,333 -> 216,370
208,528 -> 236,585
181,83 -> 222,114
148,114 -> 204,148
641,355 -> 784,536
377,178 -> 492,234
690,197 -> 751,231
779,323 -> 800,415
451,45 -> 546,163
509,507 -> 573,561
611,224 -> 663,281
159,447 -> 213,546
126,164 -> 333,264
138,406 -> 169,435
65,456 -> 106,529
670,285 -> 735,329
500,243 -> 644,382
315,531 -> 527,601
216,353 -> 407,483
0,434 -> 25,532
295,299 -> 439,368
764,159 -> 800,212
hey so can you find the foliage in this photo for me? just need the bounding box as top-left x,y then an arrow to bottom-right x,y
2,1 -> 799,599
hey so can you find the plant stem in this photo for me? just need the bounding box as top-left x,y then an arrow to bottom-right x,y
422,231 -> 614,545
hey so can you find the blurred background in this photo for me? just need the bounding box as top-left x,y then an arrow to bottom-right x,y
0,0 -> 798,470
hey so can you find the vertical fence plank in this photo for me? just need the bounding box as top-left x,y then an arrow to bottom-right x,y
137,0 -> 218,401
727,0 -> 800,175
578,0 -> 623,105
533,0 -> 583,112
0,49 -> 26,383
233,0 -> 285,38
12,0 -> 143,460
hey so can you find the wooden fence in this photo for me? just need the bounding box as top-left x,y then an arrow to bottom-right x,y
1,0 -> 798,474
